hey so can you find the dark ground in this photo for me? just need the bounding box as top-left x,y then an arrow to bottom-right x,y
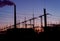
0,27 -> 60,40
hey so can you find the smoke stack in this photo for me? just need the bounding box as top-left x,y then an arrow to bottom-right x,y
0,0 -> 17,29
14,5 -> 16,29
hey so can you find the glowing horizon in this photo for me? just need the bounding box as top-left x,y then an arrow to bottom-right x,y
0,0 -> 60,29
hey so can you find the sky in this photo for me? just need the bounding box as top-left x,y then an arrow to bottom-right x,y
0,0 -> 60,28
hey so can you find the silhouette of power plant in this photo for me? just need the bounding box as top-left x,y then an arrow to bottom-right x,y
1,8 -> 50,32
0,0 -> 60,40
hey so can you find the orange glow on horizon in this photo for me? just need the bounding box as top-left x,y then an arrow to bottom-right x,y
34,26 -> 44,34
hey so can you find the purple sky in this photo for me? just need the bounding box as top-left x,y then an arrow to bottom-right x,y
0,0 -> 60,28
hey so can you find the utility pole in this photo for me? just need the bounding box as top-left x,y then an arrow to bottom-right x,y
22,22 -> 24,28
30,19 -> 32,28
44,8 -> 47,28
39,16 -> 43,27
18,20 -> 20,28
19,20 -> 20,28
24,17 -> 27,28
33,13 -> 35,28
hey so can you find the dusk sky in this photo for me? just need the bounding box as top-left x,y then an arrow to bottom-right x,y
0,0 -> 60,28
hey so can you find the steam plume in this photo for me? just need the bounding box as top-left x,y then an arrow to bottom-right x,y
0,0 -> 15,7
